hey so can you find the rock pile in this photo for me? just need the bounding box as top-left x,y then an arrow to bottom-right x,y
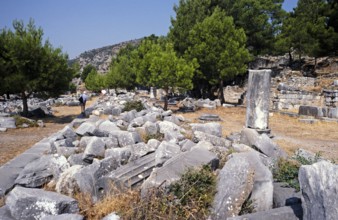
0,92 -> 336,220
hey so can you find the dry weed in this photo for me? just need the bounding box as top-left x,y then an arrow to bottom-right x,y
0,197 -> 5,207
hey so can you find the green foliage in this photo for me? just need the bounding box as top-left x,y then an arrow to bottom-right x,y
81,64 -> 96,81
273,158 -> 301,191
169,0 -> 284,56
187,7 -> 251,101
13,115 -> 38,127
70,62 -> 81,78
239,198 -> 254,215
122,100 -> 145,112
168,165 -> 217,218
85,69 -> 106,92
106,44 -> 139,90
69,83 -> 77,93
0,19 -> 72,116
276,0 -> 338,58
136,39 -> 198,110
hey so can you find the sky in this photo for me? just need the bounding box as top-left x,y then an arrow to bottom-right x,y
0,0 -> 298,59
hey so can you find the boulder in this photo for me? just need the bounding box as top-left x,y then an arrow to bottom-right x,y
0,205 -> 15,220
101,137 -> 119,149
240,128 -> 287,161
299,161 -> 338,220
15,155 -> 69,188
273,182 -> 301,208
68,153 -> 91,166
109,130 -> 136,147
6,186 -> 79,220
212,153 -> 255,219
75,122 -> 96,136
0,117 -> 16,129
97,120 -> 120,135
143,121 -> 159,136
234,152 -> 273,212
193,131 -> 231,148
190,122 -> 222,137
56,146 -> 79,157
82,137 -> 106,163
141,148 -> 218,197
154,141 -> 181,166
56,161 -> 106,201
227,204 -> 303,220
41,214 -> 84,220
104,148 -> 132,165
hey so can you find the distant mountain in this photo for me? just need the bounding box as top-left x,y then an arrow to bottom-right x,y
69,38 -> 142,73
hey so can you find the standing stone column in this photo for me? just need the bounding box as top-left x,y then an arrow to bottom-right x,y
246,69 -> 271,132
150,87 -> 157,100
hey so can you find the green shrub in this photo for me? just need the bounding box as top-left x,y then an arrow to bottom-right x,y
239,198 -> 254,215
273,158 -> 301,191
13,115 -> 38,127
144,132 -> 164,142
168,165 -> 217,218
122,101 -> 144,112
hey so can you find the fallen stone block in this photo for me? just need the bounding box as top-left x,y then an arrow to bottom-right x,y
15,154 -> 69,188
6,186 -> 79,220
97,153 -> 156,198
240,128 -> 287,161
273,182 -> 301,208
227,204 -> 303,220
299,161 -> 338,220
190,122 -> 222,137
142,148 -> 218,197
0,117 -> 16,129
82,137 -> 105,163
41,214 -> 84,220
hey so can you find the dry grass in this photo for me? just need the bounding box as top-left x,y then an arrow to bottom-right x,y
0,197 -> 5,207
176,106 -> 338,162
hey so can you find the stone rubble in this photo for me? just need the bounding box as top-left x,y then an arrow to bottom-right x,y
0,89 -> 336,220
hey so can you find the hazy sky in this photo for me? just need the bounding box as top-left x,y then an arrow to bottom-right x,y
0,0 -> 298,59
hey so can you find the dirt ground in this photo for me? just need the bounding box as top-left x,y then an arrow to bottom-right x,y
0,99 -> 95,166
1,101 -> 337,167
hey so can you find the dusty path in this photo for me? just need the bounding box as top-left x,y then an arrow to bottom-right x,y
1,100 -> 337,166
0,99 -> 96,166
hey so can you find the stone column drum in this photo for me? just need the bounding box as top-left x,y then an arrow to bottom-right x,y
150,87 -> 157,100
245,69 -> 271,132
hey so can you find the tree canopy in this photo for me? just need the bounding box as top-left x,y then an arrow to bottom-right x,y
187,8 -> 251,101
0,19 -> 72,116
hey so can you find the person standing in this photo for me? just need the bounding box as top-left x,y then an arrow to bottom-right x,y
79,91 -> 88,115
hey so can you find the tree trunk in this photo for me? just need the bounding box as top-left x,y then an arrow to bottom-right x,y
218,79 -> 225,103
22,91 -> 29,117
163,88 -> 169,111
6,92 -> 10,100
288,50 -> 293,64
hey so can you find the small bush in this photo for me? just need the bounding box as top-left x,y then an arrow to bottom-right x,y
143,132 -> 164,143
122,101 -> 144,112
13,115 -> 38,127
239,197 -> 254,215
77,166 -> 216,219
273,158 -> 301,191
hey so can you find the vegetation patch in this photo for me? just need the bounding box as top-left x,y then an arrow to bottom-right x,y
143,132 -> 164,143
122,101 -> 145,112
13,115 -> 38,128
76,165 -> 216,219
273,154 -> 321,192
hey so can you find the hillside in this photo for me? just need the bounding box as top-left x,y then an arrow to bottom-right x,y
69,38 -> 142,73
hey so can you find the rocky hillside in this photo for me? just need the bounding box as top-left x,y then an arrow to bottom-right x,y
69,38 -> 142,73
